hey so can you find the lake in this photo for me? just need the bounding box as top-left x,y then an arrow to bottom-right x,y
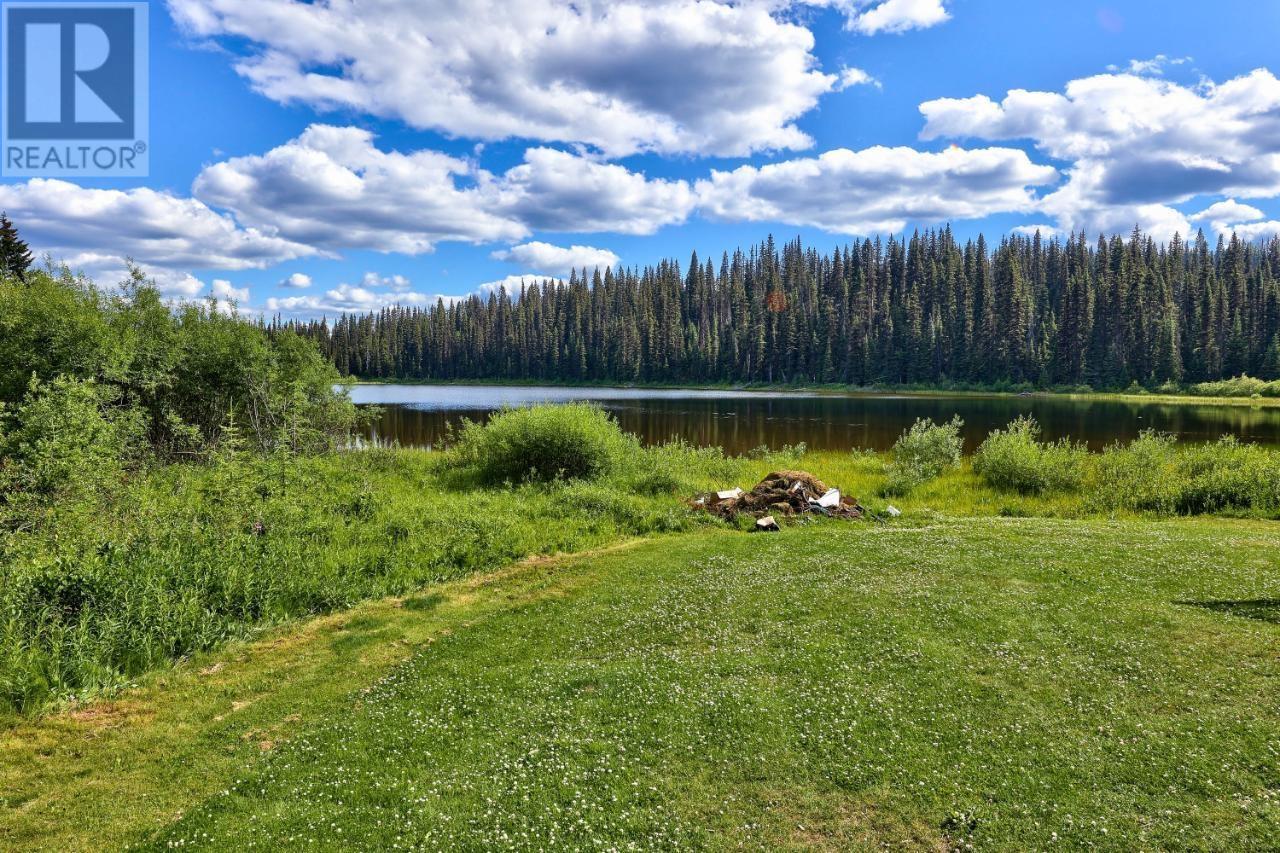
347,384 -> 1280,454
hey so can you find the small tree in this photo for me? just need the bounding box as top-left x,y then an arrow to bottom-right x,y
0,213 -> 33,282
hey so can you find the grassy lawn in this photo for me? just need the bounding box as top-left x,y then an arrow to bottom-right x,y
4,518 -> 1277,850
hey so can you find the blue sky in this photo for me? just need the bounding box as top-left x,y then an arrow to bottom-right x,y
5,0 -> 1280,316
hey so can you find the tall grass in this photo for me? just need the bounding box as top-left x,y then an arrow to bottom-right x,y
0,427 -> 753,715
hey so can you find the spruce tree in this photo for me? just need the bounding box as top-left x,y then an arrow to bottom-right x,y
0,213 -> 33,282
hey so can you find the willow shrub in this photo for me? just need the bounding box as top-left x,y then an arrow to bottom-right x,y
1174,436 -> 1280,514
974,416 -> 1088,496
883,417 -> 964,496
451,404 -> 641,485
1092,431 -> 1182,514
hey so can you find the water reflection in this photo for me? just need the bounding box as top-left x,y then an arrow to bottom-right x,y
347,384 -> 1280,454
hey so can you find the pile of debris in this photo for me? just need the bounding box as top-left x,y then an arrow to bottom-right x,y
693,470 -> 865,531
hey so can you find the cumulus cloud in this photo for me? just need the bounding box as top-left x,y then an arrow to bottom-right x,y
695,145 -> 1057,234
493,147 -> 696,235
1187,199 -> 1275,241
835,67 -> 880,90
841,0 -> 950,35
266,283 -> 450,315
209,279 -> 250,313
193,125 -> 527,254
263,274 -> 563,316
193,126 -> 692,251
493,242 -> 621,277
477,274 -> 566,298
0,178 -> 316,286
361,272 -> 412,291
167,0 -> 843,157
1223,221 -> 1280,242
280,272 -> 312,289
1190,199 -> 1265,225
211,279 -> 249,302
920,68 -> 1280,239
1011,224 -> 1064,239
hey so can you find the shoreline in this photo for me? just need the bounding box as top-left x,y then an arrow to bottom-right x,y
342,377 -> 1280,410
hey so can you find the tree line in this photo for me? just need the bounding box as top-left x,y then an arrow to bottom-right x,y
284,229 -> 1280,389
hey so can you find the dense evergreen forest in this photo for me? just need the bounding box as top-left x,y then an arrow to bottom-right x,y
287,228 -> 1280,389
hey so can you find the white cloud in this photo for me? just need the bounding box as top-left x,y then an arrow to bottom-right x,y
0,178 -> 316,282
211,279 -> 250,302
477,274 -> 566,298
280,272 -> 312,289
263,274 -> 560,316
266,283 -> 450,315
1188,200 -> 1275,241
168,0 -> 842,157
1223,221 -> 1280,242
209,279 -> 250,313
1190,199 -> 1265,224
493,242 -> 620,277
835,67 -> 880,90
193,126 -> 693,250
920,68 -> 1280,239
1108,55 -> 1192,77
494,147 -> 695,235
361,272 -> 412,291
840,0 -> 950,35
193,124 -> 527,254
1011,224 -> 1064,239
695,145 -> 1057,234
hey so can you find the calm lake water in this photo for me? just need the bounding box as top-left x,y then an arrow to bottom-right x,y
348,384 -> 1280,454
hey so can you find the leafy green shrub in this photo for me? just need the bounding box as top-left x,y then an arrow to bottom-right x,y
1175,437 -> 1280,514
452,404 -> 639,484
1093,431 -> 1181,514
883,417 -> 964,495
0,377 -> 126,514
974,416 -> 1087,495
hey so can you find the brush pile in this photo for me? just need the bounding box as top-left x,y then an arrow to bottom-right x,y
693,471 -> 865,524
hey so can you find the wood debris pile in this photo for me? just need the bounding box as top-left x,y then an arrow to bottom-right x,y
692,471 -> 865,527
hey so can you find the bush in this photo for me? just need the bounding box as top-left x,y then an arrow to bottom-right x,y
1093,431 -> 1181,514
0,377 -> 126,514
1076,432 -> 1280,516
974,416 -> 1087,495
883,416 -> 963,495
1175,437 -> 1280,514
452,404 -> 640,484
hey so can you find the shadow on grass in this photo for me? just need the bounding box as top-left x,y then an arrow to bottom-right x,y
1180,599 -> 1280,625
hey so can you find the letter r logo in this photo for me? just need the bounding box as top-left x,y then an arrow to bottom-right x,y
4,3 -> 144,140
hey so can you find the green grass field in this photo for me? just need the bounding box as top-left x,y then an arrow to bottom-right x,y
3,516 -> 1277,850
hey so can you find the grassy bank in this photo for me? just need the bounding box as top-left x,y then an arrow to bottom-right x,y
3,518 -> 1277,850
